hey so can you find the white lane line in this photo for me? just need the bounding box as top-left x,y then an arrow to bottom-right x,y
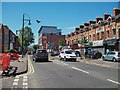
107,79 -> 120,85
71,67 -> 89,74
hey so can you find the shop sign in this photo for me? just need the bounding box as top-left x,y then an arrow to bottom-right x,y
93,40 -> 103,46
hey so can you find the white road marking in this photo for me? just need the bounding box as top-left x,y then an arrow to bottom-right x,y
23,76 -> 28,79
107,79 -> 120,85
23,82 -> 28,86
14,79 -> 19,82
71,67 -> 89,74
23,86 -> 28,88
23,79 -> 27,82
12,82 -> 18,86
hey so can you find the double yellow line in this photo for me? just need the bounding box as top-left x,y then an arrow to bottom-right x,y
17,56 -> 34,77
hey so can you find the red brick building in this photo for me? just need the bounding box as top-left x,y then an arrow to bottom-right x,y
38,26 -> 65,51
66,8 -> 120,55
0,24 -> 20,53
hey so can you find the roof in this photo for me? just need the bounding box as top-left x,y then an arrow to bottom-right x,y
38,26 -> 57,33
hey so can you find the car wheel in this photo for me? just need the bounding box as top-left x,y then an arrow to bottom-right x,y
74,59 -> 76,62
35,58 -> 37,62
102,57 -> 106,61
64,57 -> 67,61
113,58 -> 116,62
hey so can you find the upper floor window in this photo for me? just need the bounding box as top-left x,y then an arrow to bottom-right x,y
112,29 -> 116,38
107,30 -> 109,38
93,34 -> 95,41
97,33 -> 99,40
101,32 -> 104,40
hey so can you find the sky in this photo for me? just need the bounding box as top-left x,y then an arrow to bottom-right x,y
1,1 -> 119,44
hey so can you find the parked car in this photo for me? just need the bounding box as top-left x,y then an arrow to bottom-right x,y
59,49 -> 77,62
50,51 -> 59,56
75,51 -> 81,57
102,51 -> 120,62
85,49 -> 102,59
27,51 -> 31,55
33,49 -> 48,62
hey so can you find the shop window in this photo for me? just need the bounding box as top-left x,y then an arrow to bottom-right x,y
112,29 -> 116,38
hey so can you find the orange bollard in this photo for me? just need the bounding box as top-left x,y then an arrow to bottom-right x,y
1,53 -> 11,72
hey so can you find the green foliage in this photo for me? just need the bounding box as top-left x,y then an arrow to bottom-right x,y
10,49 -> 17,53
33,44 -> 39,50
19,26 -> 35,49
59,40 -> 65,46
78,36 -> 88,45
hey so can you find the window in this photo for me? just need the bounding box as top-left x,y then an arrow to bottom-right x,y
107,30 -> 109,38
101,32 -> 104,39
112,29 -> 116,38
89,35 -> 91,41
97,33 -> 99,40
65,50 -> 74,54
93,34 -> 95,40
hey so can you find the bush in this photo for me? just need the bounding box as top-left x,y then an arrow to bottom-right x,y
10,49 -> 17,53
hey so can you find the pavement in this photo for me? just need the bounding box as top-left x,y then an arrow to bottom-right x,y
3,55 -> 28,76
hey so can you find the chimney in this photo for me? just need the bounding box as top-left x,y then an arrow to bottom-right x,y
75,27 -> 79,31
96,17 -> 103,23
84,23 -> 89,26
89,21 -> 96,25
79,25 -> 84,28
113,8 -> 120,16
104,13 -> 111,20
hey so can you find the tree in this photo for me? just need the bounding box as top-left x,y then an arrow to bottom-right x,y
59,40 -> 65,46
33,44 -> 39,50
19,26 -> 35,50
78,36 -> 88,45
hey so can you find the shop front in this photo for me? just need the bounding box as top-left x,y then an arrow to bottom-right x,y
103,39 -> 117,54
92,40 -> 104,55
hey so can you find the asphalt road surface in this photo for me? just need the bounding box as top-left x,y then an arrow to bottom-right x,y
2,55 -> 120,89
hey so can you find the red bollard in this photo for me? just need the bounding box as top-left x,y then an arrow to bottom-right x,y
1,53 -> 11,72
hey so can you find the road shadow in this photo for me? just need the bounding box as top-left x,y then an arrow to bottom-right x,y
35,61 -> 53,63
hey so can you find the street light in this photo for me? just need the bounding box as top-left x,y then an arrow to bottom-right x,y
22,13 -> 31,58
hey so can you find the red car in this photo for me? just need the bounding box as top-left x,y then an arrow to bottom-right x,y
33,49 -> 48,62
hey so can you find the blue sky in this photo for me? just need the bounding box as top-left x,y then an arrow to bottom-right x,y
2,2 -> 119,44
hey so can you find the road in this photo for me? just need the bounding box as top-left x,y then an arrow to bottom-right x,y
2,55 -> 120,89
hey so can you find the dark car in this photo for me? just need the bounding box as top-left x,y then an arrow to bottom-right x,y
75,51 -> 81,57
33,49 -> 48,62
86,50 -> 102,59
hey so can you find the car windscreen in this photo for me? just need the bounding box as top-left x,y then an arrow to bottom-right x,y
65,50 -> 74,54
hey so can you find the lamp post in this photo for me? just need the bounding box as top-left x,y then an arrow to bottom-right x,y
22,13 -> 31,58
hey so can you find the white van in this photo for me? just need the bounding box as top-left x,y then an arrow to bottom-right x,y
59,49 -> 77,62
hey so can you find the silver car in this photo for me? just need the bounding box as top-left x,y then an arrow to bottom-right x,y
102,51 -> 120,62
